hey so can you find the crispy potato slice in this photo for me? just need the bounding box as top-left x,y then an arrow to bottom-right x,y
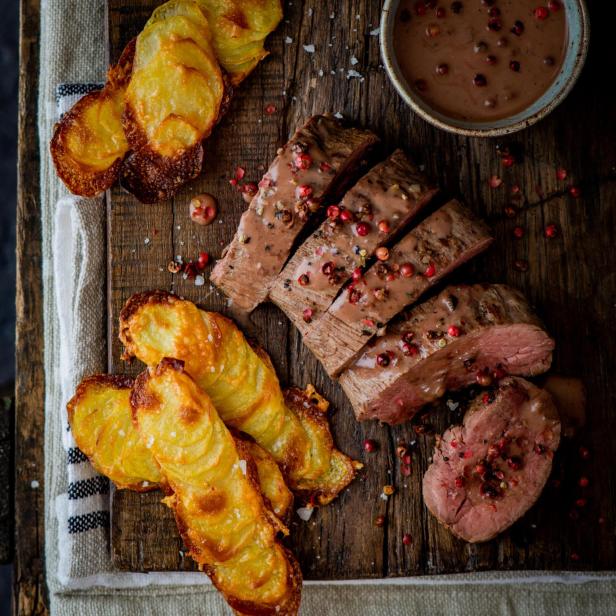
67,375 -> 160,490
120,290 -> 361,505
194,0 -> 283,84
121,0 -> 226,203
49,40 -> 134,197
132,359 -> 301,615
67,374 -> 293,520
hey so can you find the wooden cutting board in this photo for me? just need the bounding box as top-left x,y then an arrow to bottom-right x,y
107,0 -> 616,579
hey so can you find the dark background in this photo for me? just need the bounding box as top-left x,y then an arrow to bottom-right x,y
0,0 -> 18,612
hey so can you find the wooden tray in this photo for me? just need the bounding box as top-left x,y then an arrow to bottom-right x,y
107,0 -> 616,579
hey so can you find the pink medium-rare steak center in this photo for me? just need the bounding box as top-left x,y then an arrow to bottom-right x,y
339,284 -> 554,424
422,377 -> 561,543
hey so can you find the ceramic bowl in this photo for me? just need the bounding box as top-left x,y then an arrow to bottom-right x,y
380,0 -> 590,137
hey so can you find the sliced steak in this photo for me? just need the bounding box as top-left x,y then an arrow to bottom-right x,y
422,377 -> 561,543
210,114 -> 379,312
304,200 -> 493,376
269,149 -> 438,336
340,284 -> 555,423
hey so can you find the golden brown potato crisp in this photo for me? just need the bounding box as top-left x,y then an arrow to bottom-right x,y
67,373 -> 293,521
132,359 -> 301,615
120,290 -> 361,505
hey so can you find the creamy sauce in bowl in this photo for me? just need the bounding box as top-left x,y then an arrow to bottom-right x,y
393,0 -> 568,121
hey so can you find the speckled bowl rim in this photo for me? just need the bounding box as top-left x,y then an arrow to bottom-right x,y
380,0 -> 590,137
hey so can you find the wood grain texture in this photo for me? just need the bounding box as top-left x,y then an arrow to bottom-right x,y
108,0 -> 616,580
15,0 -> 48,612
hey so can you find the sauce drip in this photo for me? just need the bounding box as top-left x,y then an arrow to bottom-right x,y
393,0 -> 568,121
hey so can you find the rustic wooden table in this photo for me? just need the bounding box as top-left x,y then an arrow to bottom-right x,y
14,0 -> 616,613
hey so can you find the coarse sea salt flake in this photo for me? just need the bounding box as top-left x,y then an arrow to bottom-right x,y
334,112 -> 343,119
303,44 -> 315,53
285,36 -> 293,44
370,27 -> 380,36
238,459 -> 247,475
296,506 -> 314,521
195,275 -> 205,287
350,56 -> 359,66
31,480 -> 39,489
347,69 -> 362,79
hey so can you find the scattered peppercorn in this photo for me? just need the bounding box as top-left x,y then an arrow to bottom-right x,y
570,552 -> 580,562
455,476 -> 465,488
374,515 -> 386,528
575,498 -> 587,508
544,224 -> 558,238
375,247 -> 390,261
265,103 -> 277,114
302,308 -> 314,323
534,6 -> 549,20
400,262 -> 415,278
556,167 -> 568,181
509,60 -> 521,72
340,209 -> 354,223
450,1 -> 462,13
356,222 -> 371,237
197,251 -> 210,269
511,20 -> 525,35
448,325 -> 461,337
473,73 -> 488,87
402,533 -> 413,545
513,226 -> 525,239
514,259 -> 529,272
569,185 -> 581,198
548,0 -> 561,10
297,184 -> 313,199
383,485 -> 395,496
376,352 -> 391,367
298,273 -> 310,286
485,54 -> 497,66
579,446 -> 590,460
474,41 -> 488,53
501,154 -> 515,167
579,476 -> 589,488
378,219 -> 391,233
436,62 -> 449,75
424,262 -> 436,277
363,438 -> 377,453
295,152 -> 313,170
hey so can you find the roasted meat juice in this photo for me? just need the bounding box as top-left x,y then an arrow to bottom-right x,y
393,0 -> 568,121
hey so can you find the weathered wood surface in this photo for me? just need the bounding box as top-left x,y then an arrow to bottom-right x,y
107,0 -> 616,579
15,0 -> 47,612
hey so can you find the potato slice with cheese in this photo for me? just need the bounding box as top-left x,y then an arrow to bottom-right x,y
67,375 -> 160,490
50,40 -> 134,197
132,359 -> 301,615
120,290 -> 361,505
121,0 -> 226,203
194,0 -> 283,84
67,374 -> 293,520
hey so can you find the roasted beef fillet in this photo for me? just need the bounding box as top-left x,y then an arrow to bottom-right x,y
304,200 -> 493,377
269,149 -> 438,336
211,114 -> 379,312
339,284 -> 555,424
423,377 -> 561,543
